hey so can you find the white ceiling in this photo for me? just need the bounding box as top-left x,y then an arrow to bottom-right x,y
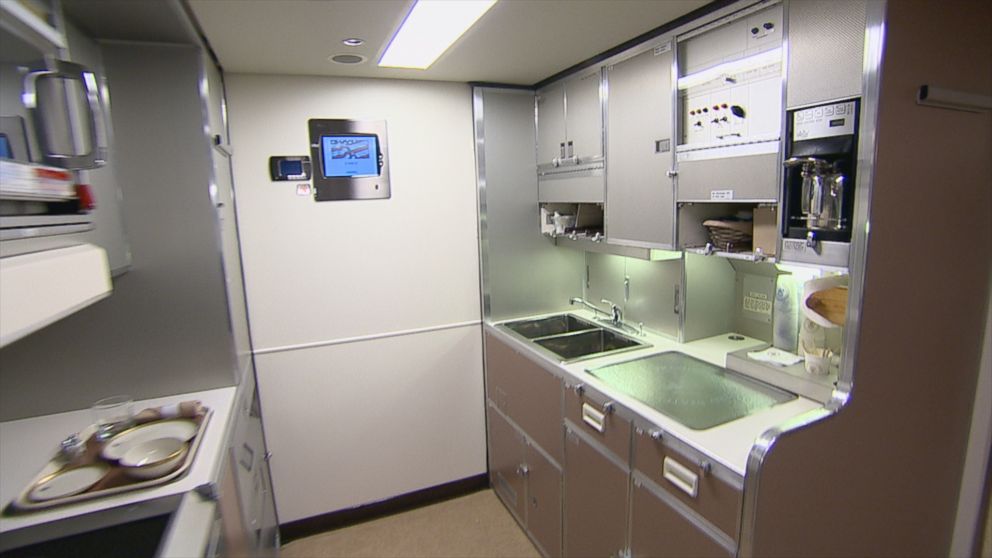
186,0 -> 711,86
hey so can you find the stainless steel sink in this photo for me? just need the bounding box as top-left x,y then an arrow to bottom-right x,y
586,351 -> 796,430
503,314 -> 599,339
499,313 -> 649,363
532,327 -> 646,362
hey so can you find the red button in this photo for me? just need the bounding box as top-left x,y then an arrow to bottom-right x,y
75,184 -> 96,211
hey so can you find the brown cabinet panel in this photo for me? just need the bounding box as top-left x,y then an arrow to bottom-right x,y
563,425 -> 628,558
485,332 -> 564,462
488,403 -> 527,521
526,442 -> 563,558
563,382 -> 631,461
632,427 -> 742,541
630,479 -> 733,558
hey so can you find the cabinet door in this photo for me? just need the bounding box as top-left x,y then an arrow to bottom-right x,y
606,44 -> 675,247
537,83 -> 566,167
563,425 -> 628,558
230,381 -> 279,556
630,478 -> 733,558
485,332 -> 564,462
786,0 -> 866,108
526,442 -> 563,558
488,404 -> 527,521
564,70 -> 603,163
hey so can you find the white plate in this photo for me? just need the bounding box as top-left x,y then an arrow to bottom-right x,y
29,464 -> 109,502
101,419 -> 198,461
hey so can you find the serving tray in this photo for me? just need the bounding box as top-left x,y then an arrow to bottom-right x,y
5,406 -> 212,513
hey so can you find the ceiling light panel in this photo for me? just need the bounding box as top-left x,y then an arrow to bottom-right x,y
378,0 -> 497,70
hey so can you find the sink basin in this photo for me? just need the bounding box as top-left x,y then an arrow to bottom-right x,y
532,328 -> 646,362
503,314 -> 598,339
586,352 -> 796,430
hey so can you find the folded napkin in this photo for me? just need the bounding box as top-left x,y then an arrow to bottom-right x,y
747,347 -> 804,367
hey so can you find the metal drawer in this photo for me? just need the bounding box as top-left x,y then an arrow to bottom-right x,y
563,380 -> 631,461
632,425 -> 743,541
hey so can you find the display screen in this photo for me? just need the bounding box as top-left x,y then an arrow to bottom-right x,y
0,134 -> 10,159
279,159 -> 304,176
321,135 -> 379,178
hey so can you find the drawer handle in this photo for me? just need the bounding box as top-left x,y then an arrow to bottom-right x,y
663,457 -> 699,498
581,402 -> 607,433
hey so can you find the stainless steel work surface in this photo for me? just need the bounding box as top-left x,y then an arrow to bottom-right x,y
587,352 -> 796,430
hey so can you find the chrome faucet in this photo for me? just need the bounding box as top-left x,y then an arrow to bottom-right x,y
569,297 -> 611,319
601,299 -> 623,326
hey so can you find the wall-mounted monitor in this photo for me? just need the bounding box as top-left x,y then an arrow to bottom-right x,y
308,119 -> 390,201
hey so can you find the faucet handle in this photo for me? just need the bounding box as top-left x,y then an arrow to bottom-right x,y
601,299 -> 622,323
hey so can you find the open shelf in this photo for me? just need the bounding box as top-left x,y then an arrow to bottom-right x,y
678,201 -> 778,262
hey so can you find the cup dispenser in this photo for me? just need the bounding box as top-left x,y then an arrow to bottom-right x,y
780,99 -> 860,267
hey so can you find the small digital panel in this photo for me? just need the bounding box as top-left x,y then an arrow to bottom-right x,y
308,119 -> 390,201
320,135 -> 379,177
269,156 -> 311,181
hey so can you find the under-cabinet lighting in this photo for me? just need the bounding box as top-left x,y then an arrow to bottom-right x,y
677,47 -> 782,90
378,0 -> 497,70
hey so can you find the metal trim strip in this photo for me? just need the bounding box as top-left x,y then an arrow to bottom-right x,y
473,87 -> 492,321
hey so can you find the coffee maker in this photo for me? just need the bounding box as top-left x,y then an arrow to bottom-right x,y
780,98 -> 860,267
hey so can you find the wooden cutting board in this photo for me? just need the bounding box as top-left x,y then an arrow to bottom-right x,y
805,286 -> 848,326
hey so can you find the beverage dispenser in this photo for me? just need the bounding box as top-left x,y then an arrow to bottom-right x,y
780,98 -> 860,267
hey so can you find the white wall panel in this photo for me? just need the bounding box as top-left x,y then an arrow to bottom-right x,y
226,74 -> 481,350
254,325 -> 486,523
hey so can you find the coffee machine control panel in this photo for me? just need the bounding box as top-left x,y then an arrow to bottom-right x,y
793,100 -> 857,141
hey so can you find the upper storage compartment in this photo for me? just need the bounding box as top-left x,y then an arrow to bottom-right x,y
604,40 -> 676,249
2,1 -> 110,243
675,1 -> 783,203
537,68 -> 604,203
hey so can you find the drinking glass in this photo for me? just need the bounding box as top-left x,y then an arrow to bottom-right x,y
91,395 -> 134,441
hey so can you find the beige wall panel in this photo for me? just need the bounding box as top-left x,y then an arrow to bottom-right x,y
255,326 -> 486,523
226,74 -> 481,350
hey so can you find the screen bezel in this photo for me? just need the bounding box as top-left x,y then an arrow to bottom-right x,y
308,119 -> 390,201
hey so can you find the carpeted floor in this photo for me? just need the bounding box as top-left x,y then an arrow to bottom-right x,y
280,489 -> 542,558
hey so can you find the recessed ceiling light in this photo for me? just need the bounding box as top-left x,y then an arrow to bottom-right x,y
329,54 -> 367,65
378,0 -> 497,70
342,38 -> 364,47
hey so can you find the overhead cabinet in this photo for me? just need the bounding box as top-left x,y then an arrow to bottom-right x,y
675,2 -> 784,204
605,41 -> 676,248
537,69 -> 605,204
786,0 -> 867,109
